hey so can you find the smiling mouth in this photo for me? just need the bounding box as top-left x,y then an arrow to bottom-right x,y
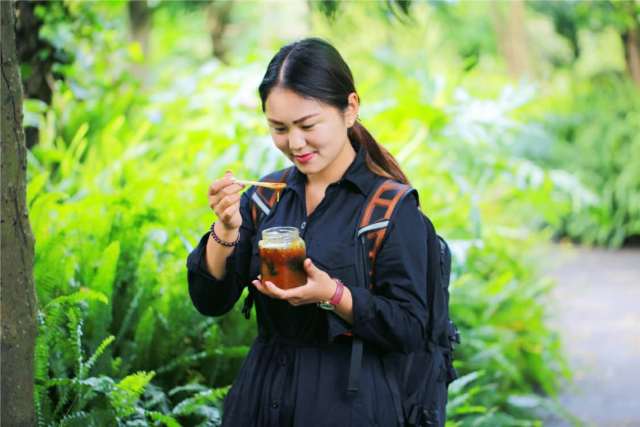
294,152 -> 316,163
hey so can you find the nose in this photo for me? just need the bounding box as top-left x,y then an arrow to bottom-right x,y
288,128 -> 306,151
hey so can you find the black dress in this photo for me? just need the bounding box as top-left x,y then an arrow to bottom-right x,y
186,142 -> 428,427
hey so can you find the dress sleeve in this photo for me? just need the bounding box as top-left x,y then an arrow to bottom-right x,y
186,189 -> 255,317
349,193 -> 429,353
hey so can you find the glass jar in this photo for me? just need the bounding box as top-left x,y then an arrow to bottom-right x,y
258,226 -> 307,289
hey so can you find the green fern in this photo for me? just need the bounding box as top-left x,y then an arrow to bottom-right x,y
148,411 -> 181,427
132,307 -> 155,369
81,335 -> 115,379
58,410 -> 91,427
109,371 -> 155,419
44,288 -> 109,310
90,241 -> 120,296
114,286 -> 143,348
171,386 -> 229,416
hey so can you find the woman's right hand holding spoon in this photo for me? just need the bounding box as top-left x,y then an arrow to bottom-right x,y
208,171 -> 245,231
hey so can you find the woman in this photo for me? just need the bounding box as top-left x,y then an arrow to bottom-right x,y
187,37 -> 428,426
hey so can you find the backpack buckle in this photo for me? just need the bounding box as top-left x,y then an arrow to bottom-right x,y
421,408 -> 440,426
241,294 -> 253,319
447,320 -> 460,350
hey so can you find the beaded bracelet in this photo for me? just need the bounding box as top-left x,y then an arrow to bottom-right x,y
209,221 -> 240,247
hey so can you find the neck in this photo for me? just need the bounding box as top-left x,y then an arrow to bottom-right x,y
307,139 -> 356,188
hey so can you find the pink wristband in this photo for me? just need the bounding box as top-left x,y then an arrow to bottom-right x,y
329,278 -> 345,306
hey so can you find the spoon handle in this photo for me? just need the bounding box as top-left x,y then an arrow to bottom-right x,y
232,178 -> 286,189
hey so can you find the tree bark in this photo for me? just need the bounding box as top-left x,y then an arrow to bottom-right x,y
491,0 -> 531,79
128,0 -> 152,81
1,1 -> 38,425
15,0 -> 55,149
207,0 -> 234,63
128,0 -> 151,57
620,1 -> 640,86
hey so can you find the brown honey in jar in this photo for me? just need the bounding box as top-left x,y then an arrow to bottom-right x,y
258,226 -> 307,289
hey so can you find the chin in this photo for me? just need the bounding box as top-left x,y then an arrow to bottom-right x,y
295,161 -> 322,175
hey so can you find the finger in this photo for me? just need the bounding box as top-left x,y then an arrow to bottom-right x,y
209,177 -> 233,195
264,281 -> 288,299
217,193 -> 241,213
286,290 -> 308,307
219,202 -> 240,224
221,182 -> 245,195
303,258 -> 319,277
212,194 -> 242,216
270,284 -> 304,305
209,172 -> 243,196
252,279 -> 273,297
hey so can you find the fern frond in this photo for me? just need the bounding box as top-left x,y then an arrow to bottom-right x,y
44,287 -> 109,310
132,307 -> 155,368
171,385 -> 231,415
80,335 -> 115,379
108,371 -> 155,418
59,410 -> 90,427
148,411 -> 181,427
168,383 -> 208,397
114,287 -> 143,347
156,351 -> 209,375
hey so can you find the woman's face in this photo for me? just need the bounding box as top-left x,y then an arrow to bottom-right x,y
265,86 -> 358,177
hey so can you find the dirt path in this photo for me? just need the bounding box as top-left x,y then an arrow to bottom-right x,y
542,243 -> 640,427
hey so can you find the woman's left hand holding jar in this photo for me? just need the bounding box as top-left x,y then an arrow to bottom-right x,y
252,258 -> 336,307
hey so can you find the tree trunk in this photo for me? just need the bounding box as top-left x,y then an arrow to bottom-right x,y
128,0 -> 151,57
620,1 -> 640,86
15,0 -> 55,149
491,0 -> 531,79
207,0 -> 234,63
128,0 -> 152,80
1,1 -> 38,426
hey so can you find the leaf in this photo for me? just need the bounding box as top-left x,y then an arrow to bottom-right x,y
148,411 -> 181,427
90,241 -> 120,295
109,371 -> 155,418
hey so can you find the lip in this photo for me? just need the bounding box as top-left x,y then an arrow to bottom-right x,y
294,152 -> 316,164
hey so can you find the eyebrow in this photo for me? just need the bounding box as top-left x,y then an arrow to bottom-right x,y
267,113 -> 319,125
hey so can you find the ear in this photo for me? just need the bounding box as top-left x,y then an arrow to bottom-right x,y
345,92 -> 360,128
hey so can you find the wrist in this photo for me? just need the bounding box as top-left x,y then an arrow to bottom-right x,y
210,221 -> 240,247
329,278 -> 345,306
322,279 -> 338,301
316,278 -> 345,311
217,220 -> 239,233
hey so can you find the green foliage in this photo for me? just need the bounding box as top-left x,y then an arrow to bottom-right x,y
526,75 -> 640,246
109,371 -> 156,418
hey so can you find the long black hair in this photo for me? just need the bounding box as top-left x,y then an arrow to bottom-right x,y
258,37 -> 409,184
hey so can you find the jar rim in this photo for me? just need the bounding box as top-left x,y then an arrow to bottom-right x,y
262,226 -> 300,242
263,226 -> 298,233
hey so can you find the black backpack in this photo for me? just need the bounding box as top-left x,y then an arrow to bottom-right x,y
242,168 -> 460,427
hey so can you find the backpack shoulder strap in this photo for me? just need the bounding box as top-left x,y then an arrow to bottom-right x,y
357,179 -> 417,283
242,166 -> 293,320
346,180 -> 415,385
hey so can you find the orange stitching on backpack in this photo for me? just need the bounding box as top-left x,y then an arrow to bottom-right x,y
361,181 -> 412,285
